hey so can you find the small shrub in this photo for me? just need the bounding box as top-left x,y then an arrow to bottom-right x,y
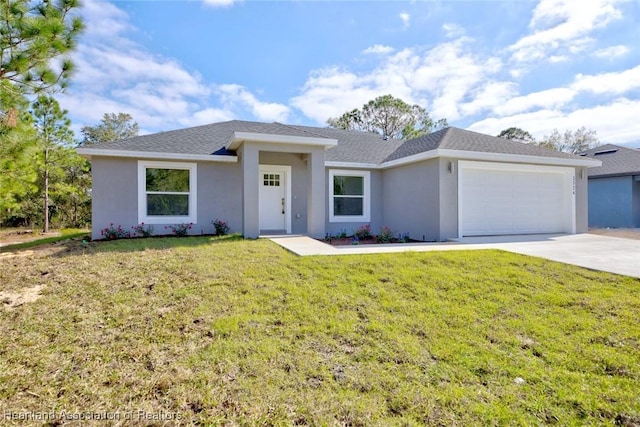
354,224 -> 372,240
100,223 -> 128,240
165,223 -> 193,237
338,229 -> 347,238
131,222 -> 154,238
212,219 -> 230,236
376,225 -> 393,243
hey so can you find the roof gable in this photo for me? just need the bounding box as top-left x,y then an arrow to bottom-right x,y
384,127 -> 582,162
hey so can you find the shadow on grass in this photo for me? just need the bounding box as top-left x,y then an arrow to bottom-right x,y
0,232 -> 91,253
50,233 -> 247,258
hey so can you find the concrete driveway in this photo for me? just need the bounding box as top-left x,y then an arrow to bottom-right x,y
270,234 -> 640,279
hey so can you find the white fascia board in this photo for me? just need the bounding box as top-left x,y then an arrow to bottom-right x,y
379,149 -> 602,169
228,131 -> 338,150
437,149 -> 602,167
324,161 -> 381,169
379,150 -> 440,169
76,148 -> 238,163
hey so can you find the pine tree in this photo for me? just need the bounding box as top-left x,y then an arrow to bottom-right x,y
1,0 -> 84,93
31,95 -> 74,232
327,95 -> 447,140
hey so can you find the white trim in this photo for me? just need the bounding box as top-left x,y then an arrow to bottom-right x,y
325,161 -> 380,169
381,151 -> 440,168
380,148 -> 600,169
229,131 -> 338,150
328,169 -> 371,223
440,149 -> 600,167
259,164 -> 292,233
137,160 -> 198,225
78,148 -> 237,163
457,160 -> 576,238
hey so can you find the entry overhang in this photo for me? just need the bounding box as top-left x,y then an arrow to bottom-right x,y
228,131 -> 338,150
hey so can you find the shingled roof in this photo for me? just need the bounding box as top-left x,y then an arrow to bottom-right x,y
83,120 -> 333,155
383,127 -> 581,162
581,144 -> 640,178
81,120 -> 590,165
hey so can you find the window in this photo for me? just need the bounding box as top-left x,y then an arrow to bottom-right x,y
329,169 -> 370,222
263,173 -> 280,186
138,161 -> 197,224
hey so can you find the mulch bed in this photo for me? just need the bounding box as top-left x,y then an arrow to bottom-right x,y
319,236 -> 424,246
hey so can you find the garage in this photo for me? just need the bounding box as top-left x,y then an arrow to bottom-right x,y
459,161 -> 575,236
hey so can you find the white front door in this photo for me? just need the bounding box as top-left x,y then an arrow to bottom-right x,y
259,165 -> 291,233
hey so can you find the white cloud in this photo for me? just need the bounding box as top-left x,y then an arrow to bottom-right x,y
509,0 -> 622,62
442,23 -> 465,39
203,0 -> 240,8
399,12 -> 410,29
468,98 -> 640,145
218,84 -> 290,123
61,0 -> 282,133
494,87 -> 576,116
181,108 -> 235,128
292,37 -> 507,124
593,44 -> 629,59
363,44 -> 395,55
572,65 -> 640,95
460,82 -> 519,117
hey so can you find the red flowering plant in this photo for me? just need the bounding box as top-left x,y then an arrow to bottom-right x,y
100,223 -> 128,240
211,219 -> 230,236
131,222 -> 154,238
165,222 -> 193,237
376,225 -> 394,243
354,224 -> 372,240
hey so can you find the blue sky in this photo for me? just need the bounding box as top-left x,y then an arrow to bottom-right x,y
59,0 -> 640,146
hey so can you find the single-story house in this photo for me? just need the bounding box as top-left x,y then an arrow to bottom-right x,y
77,120 -> 600,241
581,144 -> 640,228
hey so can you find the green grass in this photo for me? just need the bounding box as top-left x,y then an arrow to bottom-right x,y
1,236 -> 639,425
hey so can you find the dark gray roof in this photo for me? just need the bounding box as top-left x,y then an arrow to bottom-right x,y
288,125 -> 405,164
581,144 -> 640,178
384,127 -> 581,162
85,120 -> 332,155
83,120 -> 588,164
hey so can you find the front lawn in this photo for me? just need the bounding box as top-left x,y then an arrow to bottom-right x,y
1,236 -> 639,425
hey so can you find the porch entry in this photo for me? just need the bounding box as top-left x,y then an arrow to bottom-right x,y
258,165 -> 291,233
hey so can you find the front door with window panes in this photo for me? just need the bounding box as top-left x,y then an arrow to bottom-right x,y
259,169 -> 286,231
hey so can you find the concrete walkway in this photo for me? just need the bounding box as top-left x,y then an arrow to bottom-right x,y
269,234 -> 640,279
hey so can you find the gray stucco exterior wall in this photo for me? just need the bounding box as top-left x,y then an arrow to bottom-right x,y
574,168 -> 588,233
91,157 -> 138,240
588,176 -> 638,228
381,159 -> 440,241
438,158 -> 459,240
196,161 -> 243,234
90,156 -> 243,240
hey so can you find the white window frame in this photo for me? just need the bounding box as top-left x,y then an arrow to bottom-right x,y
329,169 -> 370,223
138,160 -> 197,225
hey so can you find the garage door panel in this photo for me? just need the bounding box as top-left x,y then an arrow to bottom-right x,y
460,162 -> 573,236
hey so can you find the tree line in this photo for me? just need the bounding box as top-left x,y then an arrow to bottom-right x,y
328,95 -> 600,153
0,0 -> 138,230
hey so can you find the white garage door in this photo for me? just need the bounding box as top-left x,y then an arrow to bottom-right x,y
459,161 -> 575,236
